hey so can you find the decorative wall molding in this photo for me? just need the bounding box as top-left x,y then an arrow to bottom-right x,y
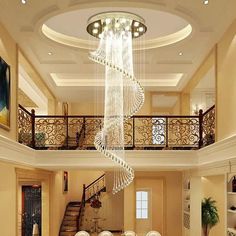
1,134 -> 236,172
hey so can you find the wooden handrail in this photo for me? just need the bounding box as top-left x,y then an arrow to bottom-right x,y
19,104 -> 32,116
85,174 -> 105,190
202,105 -> 215,116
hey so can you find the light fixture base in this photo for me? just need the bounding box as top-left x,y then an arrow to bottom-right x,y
87,11 -> 147,39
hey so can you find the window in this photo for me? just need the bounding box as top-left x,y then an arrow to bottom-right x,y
136,191 -> 148,219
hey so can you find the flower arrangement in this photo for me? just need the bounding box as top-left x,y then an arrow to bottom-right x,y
90,195 -> 102,208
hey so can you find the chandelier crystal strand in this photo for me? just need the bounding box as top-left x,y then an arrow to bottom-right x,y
88,13 -> 146,193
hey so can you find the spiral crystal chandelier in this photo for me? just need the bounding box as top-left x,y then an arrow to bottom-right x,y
87,12 -> 146,194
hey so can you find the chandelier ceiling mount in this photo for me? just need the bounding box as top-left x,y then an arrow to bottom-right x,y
87,11 -> 147,39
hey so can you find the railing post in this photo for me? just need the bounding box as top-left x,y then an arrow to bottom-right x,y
166,117 -> 169,148
66,116 -> 69,149
31,109 -> 35,149
83,117 -> 86,138
199,109 -> 203,148
133,117 -> 135,149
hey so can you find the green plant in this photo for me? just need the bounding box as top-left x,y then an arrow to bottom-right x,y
202,197 -> 219,236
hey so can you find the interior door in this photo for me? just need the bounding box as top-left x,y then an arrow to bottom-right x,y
22,185 -> 41,236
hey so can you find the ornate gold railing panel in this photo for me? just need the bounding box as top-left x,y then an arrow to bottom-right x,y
17,105 -> 215,150
18,105 -> 32,147
202,106 -> 215,147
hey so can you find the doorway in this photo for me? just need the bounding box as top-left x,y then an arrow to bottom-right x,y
21,185 -> 42,236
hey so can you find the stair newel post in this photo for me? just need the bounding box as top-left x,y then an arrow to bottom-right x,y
199,109 -> 203,148
31,109 -> 35,149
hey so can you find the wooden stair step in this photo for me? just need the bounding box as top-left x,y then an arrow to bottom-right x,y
66,211 -> 79,216
64,216 -> 77,221
63,221 -> 77,227
67,206 -> 80,211
62,226 -> 77,232
60,231 -> 77,236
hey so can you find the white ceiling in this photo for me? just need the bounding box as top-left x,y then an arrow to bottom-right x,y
0,0 -> 235,104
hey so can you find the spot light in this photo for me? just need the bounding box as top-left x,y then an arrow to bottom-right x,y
179,52 -> 183,56
48,52 -> 53,56
21,0 -> 27,4
203,0 -> 209,5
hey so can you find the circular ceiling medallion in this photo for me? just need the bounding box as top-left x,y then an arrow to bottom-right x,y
41,7 -> 192,50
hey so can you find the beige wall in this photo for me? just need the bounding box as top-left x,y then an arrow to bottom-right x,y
124,171 -> 182,236
0,161 -> 17,236
0,22 -> 18,140
216,20 -> 236,141
67,170 -> 104,201
201,175 -> 226,236
69,91 -> 152,116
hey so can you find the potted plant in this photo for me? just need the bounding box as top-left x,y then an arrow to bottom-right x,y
202,197 -> 219,236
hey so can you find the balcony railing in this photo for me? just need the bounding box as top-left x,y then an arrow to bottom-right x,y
18,104 -> 215,150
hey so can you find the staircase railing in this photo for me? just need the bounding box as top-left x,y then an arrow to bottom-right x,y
18,104 -> 216,150
77,174 -> 106,230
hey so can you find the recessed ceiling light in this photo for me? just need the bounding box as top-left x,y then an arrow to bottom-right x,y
94,22 -> 100,28
48,52 -> 53,56
203,0 -> 209,5
134,32 -> 139,37
21,0 -> 27,4
179,52 -> 183,56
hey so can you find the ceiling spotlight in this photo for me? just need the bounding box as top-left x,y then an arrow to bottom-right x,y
179,52 -> 183,56
48,52 -> 53,56
138,27 -> 144,32
134,21 -> 140,27
125,25 -> 130,31
94,22 -> 100,28
134,32 -> 139,37
203,0 -> 209,5
115,22 -> 120,28
120,18 -> 126,24
92,28 -> 98,34
105,18 -> 111,24
21,0 -> 27,4
104,26 -> 109,31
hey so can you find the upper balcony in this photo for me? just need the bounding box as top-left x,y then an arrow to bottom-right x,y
18,105 -> 215,151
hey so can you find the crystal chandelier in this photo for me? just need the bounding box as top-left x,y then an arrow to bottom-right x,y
87,12 -> 146,193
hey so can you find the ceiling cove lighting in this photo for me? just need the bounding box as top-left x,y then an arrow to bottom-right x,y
87,12 -> 146,194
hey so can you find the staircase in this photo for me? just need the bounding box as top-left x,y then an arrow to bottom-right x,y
60,202 -> 81,236
59,174 -> 106,236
